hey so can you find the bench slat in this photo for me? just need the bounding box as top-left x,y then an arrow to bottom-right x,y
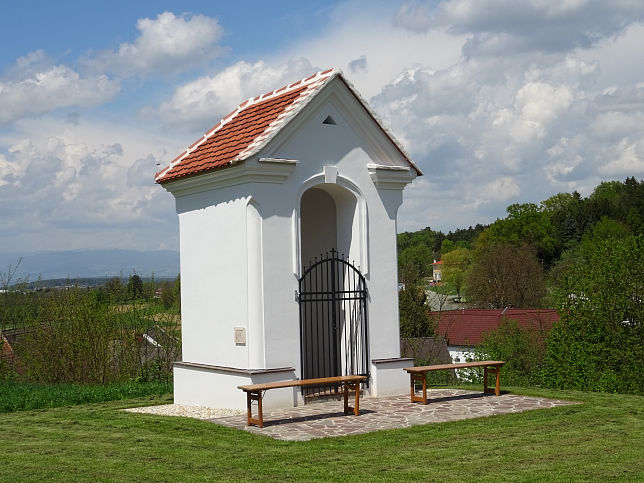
405,360 -> 505,373
238,374 -> 367,392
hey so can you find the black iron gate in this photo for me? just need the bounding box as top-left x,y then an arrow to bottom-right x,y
297,249 -> 369,397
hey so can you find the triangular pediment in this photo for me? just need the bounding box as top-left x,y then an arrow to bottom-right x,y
155,69 -> 421,186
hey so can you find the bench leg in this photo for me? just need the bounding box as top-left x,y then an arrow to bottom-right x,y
343,382 -> 349,414
483,366 -> 501,396
343,382 -> 361,416
422,373 -> 427,403
353,382 -> 360,416
245,391 -> 264,428
409,374 -> 415,402
410,373 -> 428,404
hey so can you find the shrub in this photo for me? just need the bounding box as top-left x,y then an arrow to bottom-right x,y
477,318 -> 546,386
13,287 -> 180,385
399,282 -> 434,338
542,235 -> 643,393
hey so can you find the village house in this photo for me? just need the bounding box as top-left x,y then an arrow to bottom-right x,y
431,260 -> 442,283
432,308 -> 560,363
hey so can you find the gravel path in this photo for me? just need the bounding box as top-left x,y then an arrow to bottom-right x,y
124,404 -> 244,420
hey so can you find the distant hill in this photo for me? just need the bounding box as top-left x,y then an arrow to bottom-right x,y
0,249 -> 180,282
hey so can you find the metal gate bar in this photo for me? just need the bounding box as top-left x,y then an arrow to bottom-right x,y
298,249 -> 369,397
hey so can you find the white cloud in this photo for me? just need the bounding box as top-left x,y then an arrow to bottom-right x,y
0,51 -> 119,125
82,11 -> 225,76
0,117 -> 183,251
578,23 -> 644,87
394,1 -> 434,33
600,139 -> 644,176
363,10 -> 644,231
147,58 -> 317,131
482,176 -> 521,202
395,0 -> 644,55
0,153 -> 23,187
281,2 -> 465,98
348,55 -> 368,74
509,82 -> 574,143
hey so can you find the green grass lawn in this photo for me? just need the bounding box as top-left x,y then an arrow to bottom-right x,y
0,380 -> 171,413
1,387 -> 642,482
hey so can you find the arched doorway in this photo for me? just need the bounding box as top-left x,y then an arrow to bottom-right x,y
300,184 -> 361,265
298,184 -> 369,396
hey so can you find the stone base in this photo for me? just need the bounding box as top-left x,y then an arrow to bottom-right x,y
173,361 -> 297,410
173,358 -> 414,410
370,357 -> 414,396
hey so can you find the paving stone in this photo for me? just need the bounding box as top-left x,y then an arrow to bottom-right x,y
210,389 -> 578,441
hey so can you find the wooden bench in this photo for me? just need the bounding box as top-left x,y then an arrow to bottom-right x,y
404,360 -> 506,404
238,375 -> 368,428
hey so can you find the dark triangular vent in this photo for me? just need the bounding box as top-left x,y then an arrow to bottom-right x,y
322,115 -> 337,125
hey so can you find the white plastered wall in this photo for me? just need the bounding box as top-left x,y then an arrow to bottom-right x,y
167,79 -> 416,408
176,189 -> 250,369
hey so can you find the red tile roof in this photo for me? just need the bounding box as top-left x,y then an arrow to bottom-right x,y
155,68 -> 419,184
433,308 -> 560,346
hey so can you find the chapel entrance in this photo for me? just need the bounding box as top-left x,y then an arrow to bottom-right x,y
298,185 -> 369,397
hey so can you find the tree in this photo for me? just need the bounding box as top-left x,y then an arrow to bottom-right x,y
619,177 -> 644,228
481,203 -> 558,266
103,277 -> 123,301
160,280 -> 175,309
541,191 -> 587,250
440,239 -> 456,256
142,274 -> 157,301
444,224 -> 487,248
397,227 -> 440,255
172,275 -> 181,312
552,216 -> 632,280
582,216 -> 629,245
127,274 -> 143,300
398,244 -> 432,284
0,257 -> 22,291
465,243 -> 545,308
542,235 -> 644,393
399,282 -> 433,338
441,247 -> 472,298
626,207 -> 644,235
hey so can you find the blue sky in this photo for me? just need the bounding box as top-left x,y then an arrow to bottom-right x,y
1,1 -> 644,255
0,2 -> 340,65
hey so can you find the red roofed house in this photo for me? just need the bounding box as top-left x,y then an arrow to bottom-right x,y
156,69 -> 421,409
433,308 -> 560,364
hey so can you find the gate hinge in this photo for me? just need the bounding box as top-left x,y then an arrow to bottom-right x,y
294,290 -> 299,302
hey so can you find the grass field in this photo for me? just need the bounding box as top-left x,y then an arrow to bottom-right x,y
0,381 -> 171,413
2,387 -> 642,481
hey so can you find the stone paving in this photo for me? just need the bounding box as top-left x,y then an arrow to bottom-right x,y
210,389 -> 577,441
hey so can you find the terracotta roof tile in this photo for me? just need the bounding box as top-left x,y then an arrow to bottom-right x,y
433,308 -> 559,346
155,68 -> 420,184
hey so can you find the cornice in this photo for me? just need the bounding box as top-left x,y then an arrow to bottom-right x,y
367,164 -> 417,190
160,158 -> 299,197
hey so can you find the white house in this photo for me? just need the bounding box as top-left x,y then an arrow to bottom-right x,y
155,68 -> 421,410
